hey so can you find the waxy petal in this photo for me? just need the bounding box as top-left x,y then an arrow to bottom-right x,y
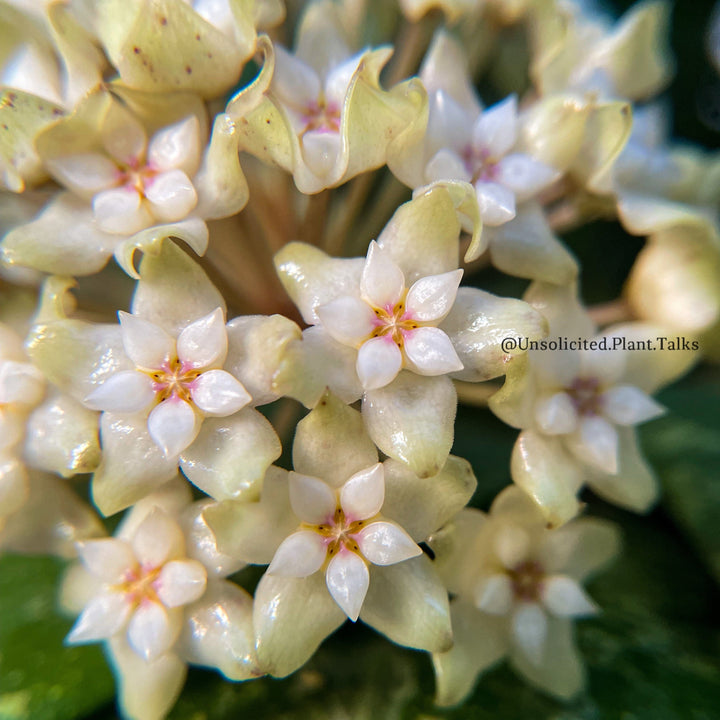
340,463 -> 384,522
475,181 -> 516,226
316,296 -> 378,347
288,472 -> 337,524
541,576 -> 598,618
473,95 -> 518,157
356,336 -> 403,390
497,154 -> 559,202
267,530 -> 328,578
567,415 -> 619,475
425,148 -> 472,184
403,326 -> 464,376
190,370 -> 250,416
46,152 -> 120,198
67,591 -> 131,644
356,521 -> 422,566
534,392 -> 579,435
148,116 -> 202,176
405,270 -> 463,322
512,602 -> 547,666
494,524 -> 531,569
147,398 -> 199,459
131,510 -> 185,568
127,601 -> 180,660
301,131 -> 342,180
474,573 -> 514,615
325,550 -> 369,621
361,241 -> 405,309
144,169 -> 198,223
176,307 -> 227,369
119,312 -> 175,370
157,560 -> 207,608
84,371 -> 156,413
272,44 -> 322,110
77,538 -> 135,582
601,385 -> 665,426
93,187 -> 153,235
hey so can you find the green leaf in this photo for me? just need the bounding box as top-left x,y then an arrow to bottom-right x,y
0,555 -> 115,720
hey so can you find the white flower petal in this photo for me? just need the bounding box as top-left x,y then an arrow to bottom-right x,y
0,361 -> 44,405
93,187 -> 153,235
148,116 -> 202,176
267,530 -> 328,578
102,110 -> 147,166
474,573 -> 514,615
301,131 -> 341,179
84,371 -> 156,413
601,385 -> 665,426
156,560 -> 207,608
316,296 -> 377,347
473,95 -> 518,157
325,550 -> 369,621
356,336 -> 403,390
339,463 -> 384,521
494,524 -> 530,569
534,392 -> 579,435
67,592 -> 131,644
511,602 -> 548,666
355,521 -> 422,566
402,327 -> 464,376
568,415 -> 619,474
426,89 -> 474,155
405,270 -> 463,322
127,602 -> 180,660
475,181 -> 516,226
176,307 -> 227,369
190,370 -> 251,416
272,45 -> 321,110
147,398 -> 199,458
118,312 -> 175,370
77,539 -> 135,582
324,52 -> 362,108
541,575 -> 598,618
131,510 -> 184,568
360,241 -> 405,310
288,472 -> 337,524
144,169 -> 198,223
497,154 -> 559,202
46,153 -> 120,197
424,148 -> 472,184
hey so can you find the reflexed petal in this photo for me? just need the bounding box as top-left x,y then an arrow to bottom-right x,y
148,116 -> 202,176
405,270 -> 463,322
541,576 -> 598,617
339,463 -> 384,521
316,296 -> 377,347
324,51 -> 363,107
127,602 -> 180,660
601,385 -> 665,426
131,510 -> 185,568
93,187 -> 153,235
325,550 -> 369,621
46,153 -> 119,197
360,241 -> 405,309
289,472 -> 337,524
497,154 -> 559,202
267,531 -> 327,578
157,560 -> 207,608
84,371 -> 155,413
144,169 -> 198,223
425,148 -> 472,184
356,521 -> 421,566
494,524 -> 531,569
474,573 -> 514,615
190,370 -> 251,416
567,415 -> 619,474
67,591 -> 131,644
176,307 -> 227,369
475,181 -> 516,226
118,312 -> 175,370
301,131 -> 342,179
534,392 -> 579,435
473,95 -> 518,156
511,602 -> 547,665
77,538 -> 135,582
403,327 -> 464,376
147,398 -> 199,458
356,336 -> 403,390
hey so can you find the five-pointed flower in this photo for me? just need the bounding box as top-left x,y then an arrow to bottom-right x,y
317,241 -> 463,390
267,463 -> 422,621
85,307 -> 251,458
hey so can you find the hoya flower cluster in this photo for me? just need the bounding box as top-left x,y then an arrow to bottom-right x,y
0,0 -> 716,718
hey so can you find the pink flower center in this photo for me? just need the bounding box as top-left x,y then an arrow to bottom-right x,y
305,507 -> 370,560
114,156 -> 159,196
301,95 -> 341,135
567,376 -> 604,416
462,145 -> 500,183
370,296 -> 420,349
115,564 -> 162,606
145,359 -> 201,404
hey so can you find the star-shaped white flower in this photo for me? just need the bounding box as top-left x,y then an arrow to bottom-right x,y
267,463 -> 421,621
85,307 -> 251,458
67,508 -> 208,660
316,241 -> 464,390
47,111 -> 202,236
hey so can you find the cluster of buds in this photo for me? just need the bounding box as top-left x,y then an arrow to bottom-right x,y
0,0 -> 717,718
